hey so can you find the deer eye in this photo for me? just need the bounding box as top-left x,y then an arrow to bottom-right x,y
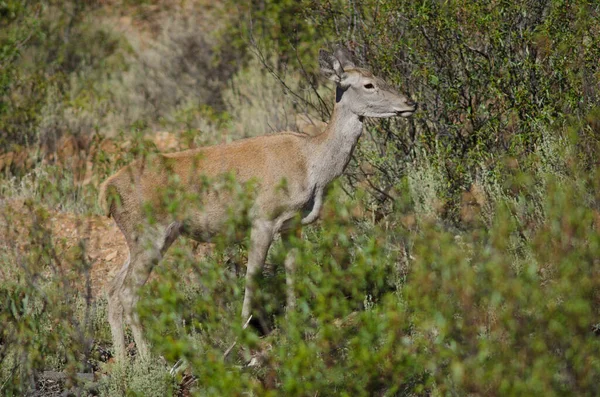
364,83 -> 375,89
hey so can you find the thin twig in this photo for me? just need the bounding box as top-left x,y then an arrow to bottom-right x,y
247,27 -> 324,116
223,315 -> 252,359
290,42 -> 331,119
170,359 -> 185,377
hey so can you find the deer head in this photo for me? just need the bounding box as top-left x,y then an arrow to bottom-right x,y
319,47 -> 417,118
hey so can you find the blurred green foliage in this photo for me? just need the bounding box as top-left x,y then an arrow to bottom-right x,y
128,169 -> 600,395
304,0 -> 600,222
0,1 -> 124,150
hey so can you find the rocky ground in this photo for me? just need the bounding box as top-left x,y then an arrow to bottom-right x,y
0,199 -> 127,296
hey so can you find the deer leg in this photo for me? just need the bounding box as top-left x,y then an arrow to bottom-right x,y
241,220 -> 274,321
115,245 -> 155,360
107,254 -> 130,361
115,222 -> 181,360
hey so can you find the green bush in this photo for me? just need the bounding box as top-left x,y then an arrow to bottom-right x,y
0,204 -> 102,394
239,0 -> 600,222
117,169 -> 599,396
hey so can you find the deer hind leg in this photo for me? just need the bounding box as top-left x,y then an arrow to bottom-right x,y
107,254 -> 129,361
109,222 -> 181,360
241,220 -> 274,321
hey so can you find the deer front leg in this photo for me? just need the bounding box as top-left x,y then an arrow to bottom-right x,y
241,220 -> 274,321
301,187 -> 324,225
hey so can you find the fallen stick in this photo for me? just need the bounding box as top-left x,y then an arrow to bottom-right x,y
223,315 -> 252,359
41,371 -> 94,382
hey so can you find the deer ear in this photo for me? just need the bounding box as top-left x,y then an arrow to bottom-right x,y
319,49 -> 344,83
319,48 -> 353,88
333,46 -> 356,70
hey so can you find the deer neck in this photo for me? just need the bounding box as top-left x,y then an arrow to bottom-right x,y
309,90 -> 364,187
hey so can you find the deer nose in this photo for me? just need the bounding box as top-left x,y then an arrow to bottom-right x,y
406,99 -> 417,109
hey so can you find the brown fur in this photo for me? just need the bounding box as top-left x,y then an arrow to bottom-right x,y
99,132 -> 311,230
